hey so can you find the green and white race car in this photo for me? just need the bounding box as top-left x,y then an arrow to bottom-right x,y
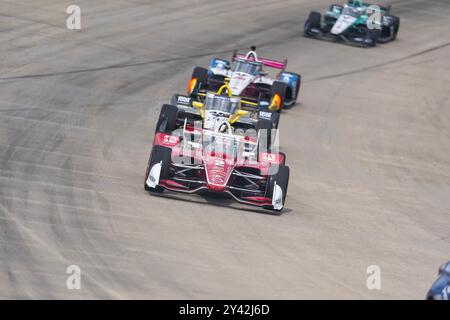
304,0 -> 400,47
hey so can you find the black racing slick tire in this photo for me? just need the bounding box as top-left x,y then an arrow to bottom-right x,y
304,11 -> 321,35
271,81 -> 287,112
189,67 -> 209,93
145,145 -> 172,193
192,66 -> 209,83
380,15 -> 400,42
282,72 -> 301,106
389,15 -> 400,40
264,165 -> 290,213
155,104 -> 178,134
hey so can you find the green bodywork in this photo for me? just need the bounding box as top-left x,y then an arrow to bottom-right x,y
329,1 -> 385,28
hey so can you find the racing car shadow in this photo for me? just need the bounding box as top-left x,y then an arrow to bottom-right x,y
302,34 -> 376,49
283,102 -> 303,111
149,191 -> 292,216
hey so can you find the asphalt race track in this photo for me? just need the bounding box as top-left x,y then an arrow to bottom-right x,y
0,0 -> 449,299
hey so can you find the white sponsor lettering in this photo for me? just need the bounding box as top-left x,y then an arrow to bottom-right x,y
262,153 -> 276,162
177,96 -> 191,104
214,159 -> 225,167
259,111 -> 272,119
163,135 -> 178,144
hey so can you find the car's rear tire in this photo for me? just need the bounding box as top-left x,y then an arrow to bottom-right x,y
265,165 -> 290,212
189,67 -> 209,94
281,72 -> 301,106
155,104 -> 178,134
270,81 -> 287,112
145,145 -> 172,193
380,15 -> 400,42
389,15 -> 400,40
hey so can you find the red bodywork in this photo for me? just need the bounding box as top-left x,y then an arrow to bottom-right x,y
152,130 -> 285,208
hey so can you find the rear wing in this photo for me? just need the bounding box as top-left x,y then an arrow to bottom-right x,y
233,51 -> 288,71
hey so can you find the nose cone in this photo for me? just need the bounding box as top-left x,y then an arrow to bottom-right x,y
331,15 -> 357,35
228,72 -> 254,95
204,156 -> 235,191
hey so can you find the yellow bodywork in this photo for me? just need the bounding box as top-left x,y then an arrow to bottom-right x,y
192,84 -> 250,124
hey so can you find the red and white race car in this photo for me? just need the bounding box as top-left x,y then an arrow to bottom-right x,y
145,87 -> 290,213
188,47 -> 301,112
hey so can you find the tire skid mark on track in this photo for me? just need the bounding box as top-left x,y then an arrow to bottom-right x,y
0,158 -> 125,181
0,201 -> 56,298
306,41 -> 450,82
0,215 -> 355,268
0,143 -> 110,163
1,0 -> 449,298
0,175 -> 138,201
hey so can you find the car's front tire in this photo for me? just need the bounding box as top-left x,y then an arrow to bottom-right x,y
145,145 -> 172,193
304,11 -> 322,36
265,165 -> 290,213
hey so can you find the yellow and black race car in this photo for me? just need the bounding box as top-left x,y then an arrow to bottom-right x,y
168,84 -> 280,135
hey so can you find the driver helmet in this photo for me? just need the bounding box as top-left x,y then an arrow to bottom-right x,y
351,0 -> 364,7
